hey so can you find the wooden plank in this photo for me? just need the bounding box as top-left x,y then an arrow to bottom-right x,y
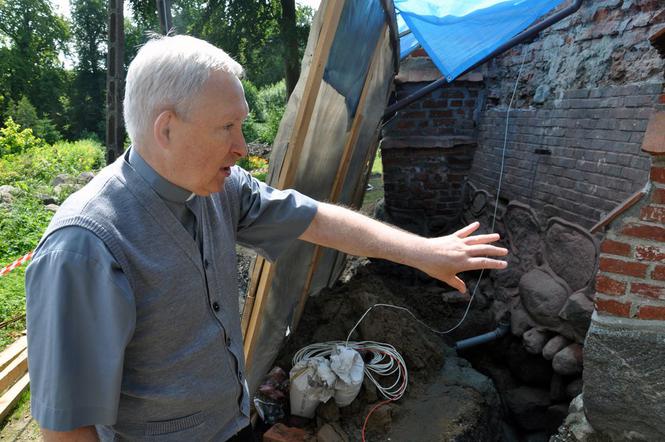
0,349 -> 27,396
590,189 -> 647,234
0,372 -> 29,423
243,0 -> 345,366
0,336 -> 26,373
240,256 -> 266,337
291,24 -> 388,331
276,0 -> 345,191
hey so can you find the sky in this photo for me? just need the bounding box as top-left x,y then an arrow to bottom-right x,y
54,0 -> 320,20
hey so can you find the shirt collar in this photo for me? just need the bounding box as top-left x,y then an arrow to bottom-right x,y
128,147 -> 194,203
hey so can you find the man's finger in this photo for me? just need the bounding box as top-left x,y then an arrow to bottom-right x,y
464,233 -> 500,245
454,222 -> 480,238
447,276 -> 467,293
467,245 -> 509,257
466,257 -> 508,270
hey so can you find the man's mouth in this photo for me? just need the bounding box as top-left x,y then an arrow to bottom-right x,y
221,166 -> 231,176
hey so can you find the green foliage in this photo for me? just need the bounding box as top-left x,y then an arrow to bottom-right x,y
241,80 -> 286,144
0,0 -> 70,133
0,138 -> 105,187
7,97 -> 62,144
0,267 -> 29,353
237,155 -> 269,182
0,118 -> 47,158
242,80 -> 261,120
0,197 -> 52,262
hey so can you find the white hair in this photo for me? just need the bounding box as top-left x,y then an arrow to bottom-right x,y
123,34 -> 244,146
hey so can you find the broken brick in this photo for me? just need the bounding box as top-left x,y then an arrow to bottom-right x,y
641,205 -> 665,224
636,245 -> 665,262
263,423 -> 310,442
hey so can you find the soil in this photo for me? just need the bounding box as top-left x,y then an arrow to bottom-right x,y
270,261 -> 505,441
0,404 -> 40,441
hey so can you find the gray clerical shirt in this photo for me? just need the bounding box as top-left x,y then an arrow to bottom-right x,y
25,148 -> 318,435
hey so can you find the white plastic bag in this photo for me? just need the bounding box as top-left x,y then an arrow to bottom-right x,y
289,357 -> 336,418
330,345 -> 365,407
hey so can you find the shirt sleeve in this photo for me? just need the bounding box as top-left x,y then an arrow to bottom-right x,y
233,166 -> 318,262
25,227 -> 136,431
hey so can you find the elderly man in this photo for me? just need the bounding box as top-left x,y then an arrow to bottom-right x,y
25,35 -> 507,441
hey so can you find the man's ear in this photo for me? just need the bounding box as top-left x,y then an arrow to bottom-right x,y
153,110 -> 174,150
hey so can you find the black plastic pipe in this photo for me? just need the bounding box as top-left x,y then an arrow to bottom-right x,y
454,320 -> 511,351
383,0 -> 584,119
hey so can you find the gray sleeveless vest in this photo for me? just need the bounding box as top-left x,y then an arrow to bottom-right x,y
41,153 -> 250,441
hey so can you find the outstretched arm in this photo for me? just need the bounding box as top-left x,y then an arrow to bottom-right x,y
299,202 -> 508,293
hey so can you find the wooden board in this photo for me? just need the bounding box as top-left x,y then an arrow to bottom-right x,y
0,336 -> 26,373
0,349 -> 27,396
0,372 -> 29,423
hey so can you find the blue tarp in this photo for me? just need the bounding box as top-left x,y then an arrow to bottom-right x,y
395,0 -> 564,81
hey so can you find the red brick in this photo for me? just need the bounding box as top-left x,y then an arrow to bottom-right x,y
620,223 -> 665,243
636,245 -> 665,262
600,239 -> 632,257
263,424 -> 309,442
640,205 -> 665,224
596,274 -> 627,296
653,266 -> 665,281
599,257 -> 649,277
653,188 -> 665,205
660,94 -> 665,105
411,48 -> 428,57
637,305 -> 665,320
396,120 -> 415,129
631,282 -> 665,299
652,166 -> 665,185
595,298 -> 632,317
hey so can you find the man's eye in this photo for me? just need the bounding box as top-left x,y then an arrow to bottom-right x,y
224,124 -> 234,130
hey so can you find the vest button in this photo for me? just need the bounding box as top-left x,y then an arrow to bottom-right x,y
212,302 -> 220,311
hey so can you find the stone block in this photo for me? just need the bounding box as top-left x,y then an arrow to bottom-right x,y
542,335 -> 570,361
584,313 -> 665,440
552,343 -> 583,375
544,218 -> 599,292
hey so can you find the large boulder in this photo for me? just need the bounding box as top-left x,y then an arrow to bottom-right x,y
584,314 -> 665,440
504,202 -> 543,273
544,218 -> 598,293
558,291 -> 594,343
523,328 -> 549,355
519,266 -> 571,329
542,335 -> 571,361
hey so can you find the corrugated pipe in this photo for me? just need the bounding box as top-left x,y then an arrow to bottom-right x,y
454,319 -> 511,351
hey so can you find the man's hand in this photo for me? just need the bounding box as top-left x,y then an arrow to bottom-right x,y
300,203 -> 507,293
413,222 -> 507,292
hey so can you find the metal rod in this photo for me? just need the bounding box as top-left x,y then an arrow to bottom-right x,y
383,0 -> 584,119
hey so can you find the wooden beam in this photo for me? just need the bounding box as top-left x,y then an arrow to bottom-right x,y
0,349 -> 27,395
0,336 -> 26,373
240,256 -> 266,337
0,372 -> 29,423
243,0 -> 345,367
291,24 -> 388,331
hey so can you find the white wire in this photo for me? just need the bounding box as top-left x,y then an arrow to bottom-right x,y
292,340 -> 408,401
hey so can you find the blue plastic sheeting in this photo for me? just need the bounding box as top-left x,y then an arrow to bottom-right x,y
323,0 -> 385,117
397,12 -> 420,59
395,0 -> 564,81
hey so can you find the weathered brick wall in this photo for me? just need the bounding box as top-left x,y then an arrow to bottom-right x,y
471,83 -> 661,228
381,137 -> 475,235
383,79 -> 483,138
467,0 -> 664,228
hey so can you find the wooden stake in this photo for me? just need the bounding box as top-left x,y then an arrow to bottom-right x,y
240,256 -> 266,337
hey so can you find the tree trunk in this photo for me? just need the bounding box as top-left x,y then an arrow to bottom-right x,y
279,0 -> 298,99
106,0 -> 125,163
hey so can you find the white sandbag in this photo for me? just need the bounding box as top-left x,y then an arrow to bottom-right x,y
330,345 -> 365,407
289,356 -> 336,418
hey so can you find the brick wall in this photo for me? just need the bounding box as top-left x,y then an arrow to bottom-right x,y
469,83 -> 661,228
383,79 -> 483,139
594,112 -> 665,320
381,137 -> 475,235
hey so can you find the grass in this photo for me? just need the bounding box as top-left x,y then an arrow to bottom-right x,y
362,149 -> 384,212
0,266 -> 28,352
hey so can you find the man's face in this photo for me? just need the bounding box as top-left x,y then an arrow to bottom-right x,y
168,71 -> 249,196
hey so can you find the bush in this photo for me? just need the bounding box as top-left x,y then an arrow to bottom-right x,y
242,111 -> 261,143
237,155 -> 268,182
7,97 -> 61,144
242,80 -> 262,120
0,118 -> 47,158
0,196 -> 53,260
257,80 -> 286,115
0,138 -> 105,187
